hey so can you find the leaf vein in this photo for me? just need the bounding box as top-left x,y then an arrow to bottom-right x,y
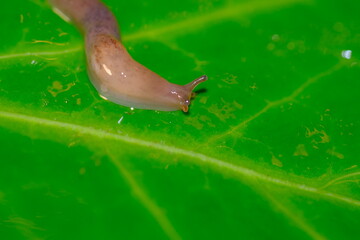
0,110 -> 359,207
123,0 -> 311,41
0,46 -> 82,61
209,61 -> 346,143
107,151 -> 181,240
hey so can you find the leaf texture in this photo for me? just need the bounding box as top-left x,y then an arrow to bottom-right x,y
0,0 -> 359,239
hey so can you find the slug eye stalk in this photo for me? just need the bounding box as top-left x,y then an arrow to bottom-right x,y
186,75 -> 208,92
180,75 -> 208,113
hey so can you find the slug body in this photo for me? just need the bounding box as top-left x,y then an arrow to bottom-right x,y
49,0 -> 207,112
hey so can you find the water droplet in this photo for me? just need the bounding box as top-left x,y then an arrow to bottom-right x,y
341,50 -> 352,59
117,116 -> 124,124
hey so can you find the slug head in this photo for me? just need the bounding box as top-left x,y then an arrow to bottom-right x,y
173,75 -> 208,112
87,33 -> 208,112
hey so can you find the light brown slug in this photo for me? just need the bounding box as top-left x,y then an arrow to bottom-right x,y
49,0 -> 207,112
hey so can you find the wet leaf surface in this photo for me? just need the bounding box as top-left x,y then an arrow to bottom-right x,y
0,0 -> 359,239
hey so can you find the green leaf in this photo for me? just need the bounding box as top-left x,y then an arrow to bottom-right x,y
1,0 -> 359,239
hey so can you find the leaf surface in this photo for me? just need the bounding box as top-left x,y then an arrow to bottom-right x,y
1,0 -> 359,239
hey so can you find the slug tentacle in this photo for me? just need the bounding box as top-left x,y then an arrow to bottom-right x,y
50,0 -> 207,112
185,75 -> 208,92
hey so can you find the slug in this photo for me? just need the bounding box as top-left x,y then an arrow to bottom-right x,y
49,0 -> 207,112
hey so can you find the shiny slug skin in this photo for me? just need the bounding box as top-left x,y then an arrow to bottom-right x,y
49,0 -> 207,112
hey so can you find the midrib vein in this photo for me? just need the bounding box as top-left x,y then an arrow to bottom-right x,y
0,110 -> 359,207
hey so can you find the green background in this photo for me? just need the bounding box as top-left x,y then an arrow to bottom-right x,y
0,0 -> 359,239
